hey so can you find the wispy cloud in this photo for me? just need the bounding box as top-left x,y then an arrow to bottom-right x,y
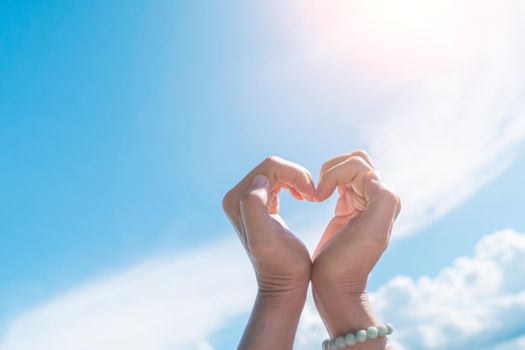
258,0 -> 525,238
0,238 -> 255,350
492,336 -> 525,350
4,229 -> 523,349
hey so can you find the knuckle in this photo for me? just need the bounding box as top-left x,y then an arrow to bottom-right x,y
262,155 -> 281,167
379,188 -> 398,205
374,187 -> 401,215
383,188 -> 397,200
347,155 -> 365,167
321,160 -> 331,172
222,189 -> 236,215
352,149 -> 369,159
395,195 -> 402,213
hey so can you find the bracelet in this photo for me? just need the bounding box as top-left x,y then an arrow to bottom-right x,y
321,324 -> 394,349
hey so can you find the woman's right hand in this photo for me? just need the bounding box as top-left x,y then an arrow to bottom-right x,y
222,156 -> 316,350
222,156 -> 316,295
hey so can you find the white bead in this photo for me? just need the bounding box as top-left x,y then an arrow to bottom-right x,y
367,326 -> 379,339
323,323 -> 394,349
344,333 -> 357,346
335,336 -> 346,348
377,324 -> 388,337
356,329 -> 368,343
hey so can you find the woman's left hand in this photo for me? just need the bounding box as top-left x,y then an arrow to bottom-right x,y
312,151 -> 401,344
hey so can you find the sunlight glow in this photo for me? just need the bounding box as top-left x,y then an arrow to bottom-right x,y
283,0 -> 515,83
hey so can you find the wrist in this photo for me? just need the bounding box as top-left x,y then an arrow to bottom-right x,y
257,276 -> 310,299
238,285 -> 308,350
256,262 -> 311,297
312,288 -> 390,349
311,262 -> 368,298
312,287 -> 376,332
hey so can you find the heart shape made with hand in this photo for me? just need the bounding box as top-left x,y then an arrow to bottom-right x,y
222,150 -> 401,349
264,151 -> 380,252
222,150 -> 387,258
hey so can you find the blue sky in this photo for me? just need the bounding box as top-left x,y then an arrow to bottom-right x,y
1,0 -> 242,311
1,1 -> 525,349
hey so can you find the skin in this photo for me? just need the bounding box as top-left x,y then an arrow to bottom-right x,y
222,156 -> 316,350
222,152 -> 401,350
312,151 -> 401,350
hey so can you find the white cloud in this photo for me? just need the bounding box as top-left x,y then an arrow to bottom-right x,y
0,218 -> 325,350
374,229 -> 525,350
295,229 -> 525,350
492,336 -> 525,350
4,229 -> 524,350
0,238 -> 255,350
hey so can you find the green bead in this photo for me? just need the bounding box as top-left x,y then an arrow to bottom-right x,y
367,326 -> 379,339
322,339 -> 330,350
386,323 -> 394,335
335,336 -> 346,349
377,324 -> 388,337
356,330 -> 368,343
344,333 -> 357,346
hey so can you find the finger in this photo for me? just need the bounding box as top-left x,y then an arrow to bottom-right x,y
263,157 -> 315,201
332,172 -> 399,250
240,175 -> 290,251
239,175 -> 273,248
335,189 -> 356,217
222,156 -> 314,233
315,156 -> 373,202
319,150 -> 375,183
268,189 -> 280,214
287,186 -> 304,201
353,192 -> 367,212
339,185 -> 367,210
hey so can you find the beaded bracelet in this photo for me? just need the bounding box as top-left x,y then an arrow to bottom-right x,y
321,324 -> 394,349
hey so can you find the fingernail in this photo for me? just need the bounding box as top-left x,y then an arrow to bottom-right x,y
251,174 -> 269,187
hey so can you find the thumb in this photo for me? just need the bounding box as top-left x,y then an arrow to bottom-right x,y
240,175 -> 282,251
239,174 -> 271,226
247,174 -> 270,203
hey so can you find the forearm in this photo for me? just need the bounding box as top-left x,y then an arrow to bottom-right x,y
238,287 -> 308,350
312,285 -> 391,350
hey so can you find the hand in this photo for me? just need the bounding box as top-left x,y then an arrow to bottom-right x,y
222,156 -> 316,294
222,156 -> 316,350
311,151 -> 401,347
